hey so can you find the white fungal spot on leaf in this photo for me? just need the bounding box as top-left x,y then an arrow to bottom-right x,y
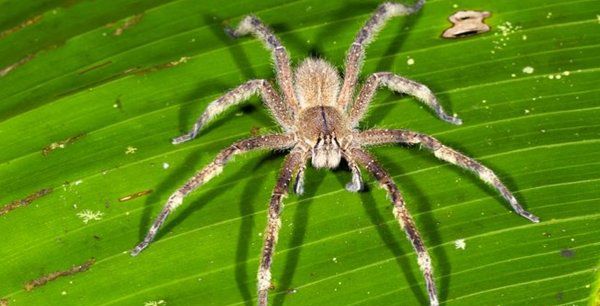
125,146 -> 138,154
77,210 -> 104,224
454,239 -> 466,250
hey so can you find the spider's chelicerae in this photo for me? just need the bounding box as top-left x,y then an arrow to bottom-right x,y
132,1 -> 539,305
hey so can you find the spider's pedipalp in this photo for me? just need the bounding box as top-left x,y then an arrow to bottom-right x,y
293,164 -> 306,195
350,72 -> 462,127
343,152 -> 364,192
229,15 -> 300,111
258,148 -> 308,306
351,147 -> 438,306
131,134 -> 296,256
358,129 -> 540,222
172,79 -> 293,145
338,0 -> 425,108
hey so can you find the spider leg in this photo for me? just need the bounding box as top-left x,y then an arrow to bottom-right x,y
172,79 -> 293,145
351,147 -> 438,306
358,129 -> 540,222
131,134 -> 295,256
228,15 -> 300,112
337,0 -> 425,108
349,72 -> 462,127
258,148 -> 307,306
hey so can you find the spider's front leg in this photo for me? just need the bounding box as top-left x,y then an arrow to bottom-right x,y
358,129 -> 540,222
172,79 -> 293,144
131,134 -> 295,256
258,148 -> 307,306
337,0 -> 425,107
351,147 -> 439,306
349,72 -> 462,127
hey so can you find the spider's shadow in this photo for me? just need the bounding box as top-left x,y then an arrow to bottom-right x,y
137,149 -> 202,242
174,14 -> 261,137
234,151 -> 288,306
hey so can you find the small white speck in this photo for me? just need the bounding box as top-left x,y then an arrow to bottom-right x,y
524,109 -> 530,114
570,238 -> 575,242
406,57 -> 415,65
548,75 -> 554,79
522,66 -> 534,74
74,180 -> 83,186
332,257 -> 338,263
125,146 -> 138,154
452,4 -> 458,8
562,71 -> 570,76
77,210 -> 104,224
162,162 -> 170,169
546,12 -> 552,19
454,239 -> 466,250
555,74 -> 562,79
522,34 -> 527,40
511,73 -> 516,78
144,300 -> 166,306
113,104 -> 118,108
541,129 -> 546,133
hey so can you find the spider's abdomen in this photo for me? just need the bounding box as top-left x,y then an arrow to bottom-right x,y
294,58 -> 341,108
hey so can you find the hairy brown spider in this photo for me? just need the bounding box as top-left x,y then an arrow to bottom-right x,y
131,1 -> 539,305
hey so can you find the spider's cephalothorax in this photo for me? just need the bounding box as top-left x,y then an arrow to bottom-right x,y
132,1 -> 540,306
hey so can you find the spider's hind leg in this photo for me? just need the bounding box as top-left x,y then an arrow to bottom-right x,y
227,15 -> 299,111
338,0 -> 425,108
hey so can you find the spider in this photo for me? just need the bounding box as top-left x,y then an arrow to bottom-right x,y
131,1 -> 539,305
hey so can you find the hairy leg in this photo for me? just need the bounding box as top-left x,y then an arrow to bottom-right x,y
349,72 -> 462,127
358,129 -> 540,222
173,79 -> 293,144
228,15 -> 300,111
131,134 -> 295,256
337,0 -> 425,107
351,147 -> 438,306
257,149 -> 307,306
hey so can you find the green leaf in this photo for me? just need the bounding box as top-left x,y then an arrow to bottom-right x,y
1,0 -> 598,305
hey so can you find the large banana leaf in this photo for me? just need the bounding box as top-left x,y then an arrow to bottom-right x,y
1,0 -> 598,305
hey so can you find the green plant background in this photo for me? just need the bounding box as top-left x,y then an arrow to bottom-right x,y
1,0 -> 598,305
